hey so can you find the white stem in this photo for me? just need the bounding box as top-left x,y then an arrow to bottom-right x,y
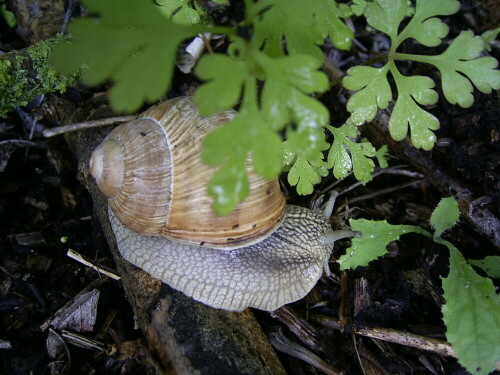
42,116 -> 135,138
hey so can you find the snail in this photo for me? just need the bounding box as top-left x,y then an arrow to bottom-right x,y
89,97 -> 354,311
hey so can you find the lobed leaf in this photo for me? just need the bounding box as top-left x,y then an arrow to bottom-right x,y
338,219 -> 418,270
343,65 -> 391,126
425,31 -> 500,108
311,0 -> 354,50
200,120 -> 247,213
375,145 -> 389,168
389,72 -> 439,150
51,0 -> 198,113
365,0 -> 407,41
253,0 -> 352,60
287,154 -> 327,195
259,53 -> 329,132
193,54 -> 247,116
253,0 -> 324,60
200,93 -> 283,212
350,0 -> 367,16
397,0 -> 459,47
481,27 -> 500,51
442,246 -> 500,375
326,125 -> 376,183
430,197 -> 459,239
287,127 -> 330,161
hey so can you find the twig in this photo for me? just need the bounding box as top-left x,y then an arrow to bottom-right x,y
66,249 -> 121,280
319,166 -> 424,196
61,330 -> 106,351
314,315 -> 457,358
335,179 -> 427,212
269,327 -> 342,375
42,116 -> 135,138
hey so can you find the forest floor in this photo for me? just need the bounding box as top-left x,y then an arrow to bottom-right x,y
0,1 -> 499,374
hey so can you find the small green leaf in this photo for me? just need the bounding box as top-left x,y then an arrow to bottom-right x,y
442,246 -> 500,375
259,53 -> 329,131
389,72 -> 439,150
375,145 -> 389,168
481,27 -> 500,51
397,0 -> 459,47
326,124 -> 376,183
287,154 -> 325,195
365,0 -> 407,41
253,0 -> 352,60
430,197 -> 459,239
350,0 -> 367,16
51,0 -> 198,113
328,136 -> 352,180
313,1 -> 354,50
193,54 -> 247,116
338,219 -> 419,269
349,139 -> 376,183
200,91 -> 284,212
287,127 -> 330,161
343,64 -> 391,125
468,256 -> 500,279
252,0 -> 324,60
425,31 -> 500,108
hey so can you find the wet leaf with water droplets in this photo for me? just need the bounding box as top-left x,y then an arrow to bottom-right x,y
338,219 -> 420,270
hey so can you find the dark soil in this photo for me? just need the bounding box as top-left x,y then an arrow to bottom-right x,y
0,1 -> 499,374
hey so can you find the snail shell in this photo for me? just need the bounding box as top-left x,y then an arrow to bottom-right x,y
90,97 -> 344,311
90,97 -> 286,248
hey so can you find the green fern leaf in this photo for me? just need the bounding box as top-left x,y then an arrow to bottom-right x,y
343,65 -> 392,125
258,53 -> 329,132
397,0 -> 459,47
253,0 -> 352,60
365,0 -> 407,41
326,125 -> 376,183
193,54 -> 247,116
51,0 -> 199,113
389,69 -> 439,150
287,154 -> 327,195
415,31 -> 500,108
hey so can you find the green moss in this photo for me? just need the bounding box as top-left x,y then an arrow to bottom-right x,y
0,35 -> 78,117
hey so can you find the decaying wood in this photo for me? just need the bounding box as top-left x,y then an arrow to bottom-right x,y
53,97 -> 286,375
313,315 -> 457,359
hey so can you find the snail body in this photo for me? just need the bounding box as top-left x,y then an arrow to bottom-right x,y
91,97 -> 349,311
